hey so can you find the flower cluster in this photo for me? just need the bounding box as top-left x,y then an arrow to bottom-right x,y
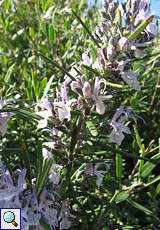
34,0 -> 155,147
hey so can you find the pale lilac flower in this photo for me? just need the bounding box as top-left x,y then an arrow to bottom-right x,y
54,85 -> 77,120
42,148 -> 63,184
49,164 -> 63,185
116,59 -> 129,72
35,98 -> 54,119
116,59 -> 141,90
0,166 -> 27,201
82,53 -> 93,66
63,67 -> 79,86
128,41 -> 148,58
109,106 -> 140,146
35,98 -> 54,130
94,162 -> 110,189
58,200 -> 76,230
84,162 -> 110,189
91,77 -> 112,115
84,163 -> 93,175
38,188 -> 60,228
121,70 -> 140,91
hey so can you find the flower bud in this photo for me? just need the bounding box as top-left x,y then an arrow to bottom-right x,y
101,47 -> 107,60
82,81 -> 91,98
107,44 -> 114,61
116,37 -> 129,53
108,2 -> 114,12
70,81 -> 79,93
55,117 -> 61,127
108,2 -> 115,19
76,139 -> 82,148
78,97 -> 84,110
101,22 -> 110,33
109,36 -> 116,46
102,0 -> 108,10
69,153 -> 74,161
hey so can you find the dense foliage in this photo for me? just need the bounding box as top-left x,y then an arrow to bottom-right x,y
0,0 -> 160,229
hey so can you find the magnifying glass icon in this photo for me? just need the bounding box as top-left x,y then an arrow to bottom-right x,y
3,211 -> 18,227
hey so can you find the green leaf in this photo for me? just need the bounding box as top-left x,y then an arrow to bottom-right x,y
5,18 -> 9,32
141,153 -> 160,178
115,190 -> 130,203
64,19 -> 69,31
37,52 -> 75,81
69,124 -> 77,154
26,88 -> 32,101
31,69 -> 38,96
81,63 -> 100,76
1,152 -> 12,173
31,86 -> 37,102
89,140 -> 148,160
156,183 -> 160,194
127,199 -> 159,220
35,159 -> 42,194
0,12 -> 5,29
81,189 -> 117,209
0,108 -> 19,113
127,14 -> 154,42
29,27 -> 35,39
86,120 -> 98,137
116,152 -> 122,184
1,148 -> 21,152
135,128 -> 142,149
82,19 -> 88,38
71,9 -> 101,48
4,64 -> 14,85
38,77 -> 47,99
35,4 -> 42,21
58,164 -> 72,196
37,139 -> 43,167
22,144 -> 32,183
49,24 -> 55,44
105,81 -> 123,88
144,174 -> 160,186
87,196 -> 97,221
35,158 -> 53,197
41,75 -> 54,99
